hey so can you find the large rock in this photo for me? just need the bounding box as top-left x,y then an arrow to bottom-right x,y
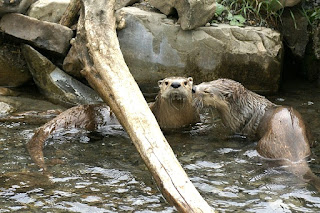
0,0 -> 34,16
0,13 -> 73,55
116,7 -> 282,94
27,0 -> 70,23
0,43 -> 32,87
149,0 -> 216,30
22,45 -> 102,106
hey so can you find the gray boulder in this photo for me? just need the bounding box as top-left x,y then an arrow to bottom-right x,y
116,7 -> 283,94
22,45 -> 102,106
0,13 -> 73,55
27,0 -> 70,23
149,0 -> 216,30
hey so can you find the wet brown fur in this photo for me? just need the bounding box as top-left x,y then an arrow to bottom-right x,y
193,78 -> 320,191
150,76 -> 200,129
27,77 -> 199,172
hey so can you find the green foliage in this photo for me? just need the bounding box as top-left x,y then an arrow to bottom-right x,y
214,0 -> 284,27
289,9 -> 298,29
228,14 -> 246,26
215,3 -> 226,16
214,0 -> 319,29
300,2 -> 320,26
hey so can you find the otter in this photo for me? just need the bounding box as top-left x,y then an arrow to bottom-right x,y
150,76 -> 200,129
192,78 -> 320,191
27,76 -> 199,171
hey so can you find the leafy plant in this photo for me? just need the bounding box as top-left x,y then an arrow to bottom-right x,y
228,13 -> 246,26
300,2 -> 320,26
214,0 -> 284,27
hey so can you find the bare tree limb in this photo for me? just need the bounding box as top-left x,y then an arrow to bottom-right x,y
59,0 -> 81,27
71,0 -> 214,212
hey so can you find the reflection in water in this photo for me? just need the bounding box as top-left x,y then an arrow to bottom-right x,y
1,81 -> 320,212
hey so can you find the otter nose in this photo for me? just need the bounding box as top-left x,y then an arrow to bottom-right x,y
171,82 -> 181,88
192,86 -> 196,93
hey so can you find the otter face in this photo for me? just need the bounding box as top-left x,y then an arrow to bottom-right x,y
193,79 -> 233,110
158,77 -> 194,104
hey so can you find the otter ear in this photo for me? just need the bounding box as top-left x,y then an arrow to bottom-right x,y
158,80 -> 163,87
187,77 -> 193,82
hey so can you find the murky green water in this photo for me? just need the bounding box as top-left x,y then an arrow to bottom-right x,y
1,80 -> 320,212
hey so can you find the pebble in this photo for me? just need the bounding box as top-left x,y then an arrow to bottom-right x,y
0,102 -> 15,115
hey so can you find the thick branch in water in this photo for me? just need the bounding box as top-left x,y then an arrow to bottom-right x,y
70,0 -> 214,212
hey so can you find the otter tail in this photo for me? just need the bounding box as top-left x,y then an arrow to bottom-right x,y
283,160 -> 320,192
27,104 -> 100,173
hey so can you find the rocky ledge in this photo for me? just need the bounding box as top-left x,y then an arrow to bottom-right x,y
116,7 -> 282,94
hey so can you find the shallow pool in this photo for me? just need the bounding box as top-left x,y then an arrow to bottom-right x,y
1,80 -> 320,212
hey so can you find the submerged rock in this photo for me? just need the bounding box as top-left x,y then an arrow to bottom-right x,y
0,93 -> 65,124
22,45 -> 102,106
0,13 -> 73,55
0,43 -> 32,87
149,0 -> 216,30
116,7 -> 283,94
0,171 -> 53,191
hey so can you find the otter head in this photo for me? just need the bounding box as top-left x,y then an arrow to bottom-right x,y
157,76 -> 194,109
192,79 -> 244,111
193,78 -> 274,135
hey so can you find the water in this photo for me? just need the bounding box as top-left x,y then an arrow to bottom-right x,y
1,80 -> 320,212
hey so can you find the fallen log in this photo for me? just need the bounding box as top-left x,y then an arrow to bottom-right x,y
71,0 -> 214,212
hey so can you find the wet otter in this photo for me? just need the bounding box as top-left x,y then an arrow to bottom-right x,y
193,78 -> 320,191
27,76 -> 199,171
150,76 -> 200,129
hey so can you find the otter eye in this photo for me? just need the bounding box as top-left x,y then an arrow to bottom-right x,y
184,81 -> 187,86
204,90 -> 210,94
165,81 -> 169,85
223,93 -> 231,98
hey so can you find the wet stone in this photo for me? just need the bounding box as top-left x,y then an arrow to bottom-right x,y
22,44 -> 102,106
0,101 -> 15,115
0,13 -> 73,55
